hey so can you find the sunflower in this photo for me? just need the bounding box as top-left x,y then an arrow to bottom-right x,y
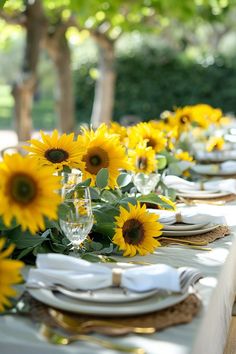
24,130 -> 85,171
113,203 -> 162,257
175,150 -> 194,162
0,238 -> 24,312
206,136 -> 225,152
128,142 -> 157,174
174,106 -> 194,130
108,122 -> 128,144
0,153 -> 61,234
128,122 -> 167,153
77,124 -> 130,188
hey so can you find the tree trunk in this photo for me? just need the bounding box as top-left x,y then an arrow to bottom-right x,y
12,0 -> 46,141
91,34 -> 116,128
44,26 -> 75,133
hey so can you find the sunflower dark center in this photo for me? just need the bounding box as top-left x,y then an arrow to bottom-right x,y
45,149 -> 69,163
9,174 -> 37,205
83,147 -> 109,174
180,115 -> 190,124
146,138 -> 155,149
122,219 -> 144,245
90,155 -> 102,166
137,157 -> 148,170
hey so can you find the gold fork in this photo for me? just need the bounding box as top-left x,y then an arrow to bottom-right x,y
49,308 -> 156,335
40,324 -> 146,353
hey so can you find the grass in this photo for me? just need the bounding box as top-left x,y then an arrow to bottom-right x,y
0,85 -> 57,130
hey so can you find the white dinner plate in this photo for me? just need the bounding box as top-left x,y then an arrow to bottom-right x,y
28,287 -> 190,316
177,188 -> 219,195
192,164 -> 236,176
163,222 -> 209,231
55,286 -> 158,303
162,224 -> 219,237
177,190 -> 231,199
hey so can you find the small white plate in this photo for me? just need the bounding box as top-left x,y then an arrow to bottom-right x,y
56,286 -> 158,303
192,164 -> 236,176
163,222 -> 208,231
162,224 -> 219,237
177,189 -> 219,195
177,191 -> 231,199
28,287 -> 190,316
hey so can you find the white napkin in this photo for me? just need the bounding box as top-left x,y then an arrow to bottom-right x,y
220,161 -> 236,173
148,208 -> 226,225
26,254 -> 200,293
164,175 -> 236,195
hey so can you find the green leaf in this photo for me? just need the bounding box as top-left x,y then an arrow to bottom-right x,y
0,0 -> 7,9
117,173 -> 132,187
156,154 -> 167,170
117,197 -> 137,208
93,222 -> 115,238
137,193 -> 175,210
7,229 -> 46,249
101,190 -> 118,203
0,216 -> 18,230
96,168 -> 109,189
17,247 -> 34,260
76,178 -> 92,187
89,187 -> 100,200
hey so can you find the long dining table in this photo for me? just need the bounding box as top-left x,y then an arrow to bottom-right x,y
1,201 -> 236,354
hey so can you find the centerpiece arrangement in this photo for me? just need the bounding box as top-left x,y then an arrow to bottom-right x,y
0,103 -> 232,312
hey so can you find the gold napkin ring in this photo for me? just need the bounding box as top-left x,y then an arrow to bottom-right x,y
200,181 -> 205,191
175,212 -> 182,223
112,268 -> 122,287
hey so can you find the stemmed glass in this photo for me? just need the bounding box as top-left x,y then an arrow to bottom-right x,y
133,173 -> 160,195
59,170 -> 82,200
59,187 -> 93,253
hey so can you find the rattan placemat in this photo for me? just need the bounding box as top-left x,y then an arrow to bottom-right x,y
26,292 -> 201,335
160,225 -> 231,246
178,193 -> 236,204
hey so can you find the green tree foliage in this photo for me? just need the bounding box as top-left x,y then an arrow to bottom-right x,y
74,47 -> 236,123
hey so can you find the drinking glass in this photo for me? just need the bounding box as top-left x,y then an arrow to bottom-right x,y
133,173 -> 160,195
60,169 -> 82,200
59,187 -> 93,252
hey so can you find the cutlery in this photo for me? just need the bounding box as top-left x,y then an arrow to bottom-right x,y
165,243 -> 212,251
178,196 -> 225,206
48,308 -> 156,335
40,324 -> 146,353
159,236 -> 207,246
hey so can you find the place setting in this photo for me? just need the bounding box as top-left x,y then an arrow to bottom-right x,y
147,208 -> 230,248
23,253 -> 202,341
163,175 -> 236,204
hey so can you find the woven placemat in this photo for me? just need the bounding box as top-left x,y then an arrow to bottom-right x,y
160,225 -> 231,246
25,292 -> 201,335
178,193 -> 236,204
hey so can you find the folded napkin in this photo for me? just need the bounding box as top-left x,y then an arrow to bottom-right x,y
164,175 -> 236,195
220,161 -> 236,173
27,254 -> 201,293
148,208 -> 226,225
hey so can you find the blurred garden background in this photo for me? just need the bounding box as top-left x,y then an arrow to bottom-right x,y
1,0 -> 236,148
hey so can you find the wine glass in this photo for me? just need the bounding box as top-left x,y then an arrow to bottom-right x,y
133,173 -> 160,195
59,187 -> 93,253
60,169 -> 82,200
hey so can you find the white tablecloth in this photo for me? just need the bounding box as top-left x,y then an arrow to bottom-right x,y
1,202 -> 236,354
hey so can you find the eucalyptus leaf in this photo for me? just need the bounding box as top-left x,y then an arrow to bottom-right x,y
96,168 -> 109,189
117,197 -> 137,208
0,216 -> 18,230
89,187 -> 100,200
93,222 -> 115,238
137,193 -> 175,210
7,229 -> 46,249
117,173 -> 132,187
101,190 -> 118,203
156,154 -> 167,170
76,178 -> 92,187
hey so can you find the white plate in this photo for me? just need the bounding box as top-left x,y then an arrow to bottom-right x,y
28,287 -> 190,316
177,188 -> 219,195
192,164 -> 236,176
163,222 -> 208,231
177,190 -> 231,199
55,286 -> 158,303
162,224 -> 219,237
